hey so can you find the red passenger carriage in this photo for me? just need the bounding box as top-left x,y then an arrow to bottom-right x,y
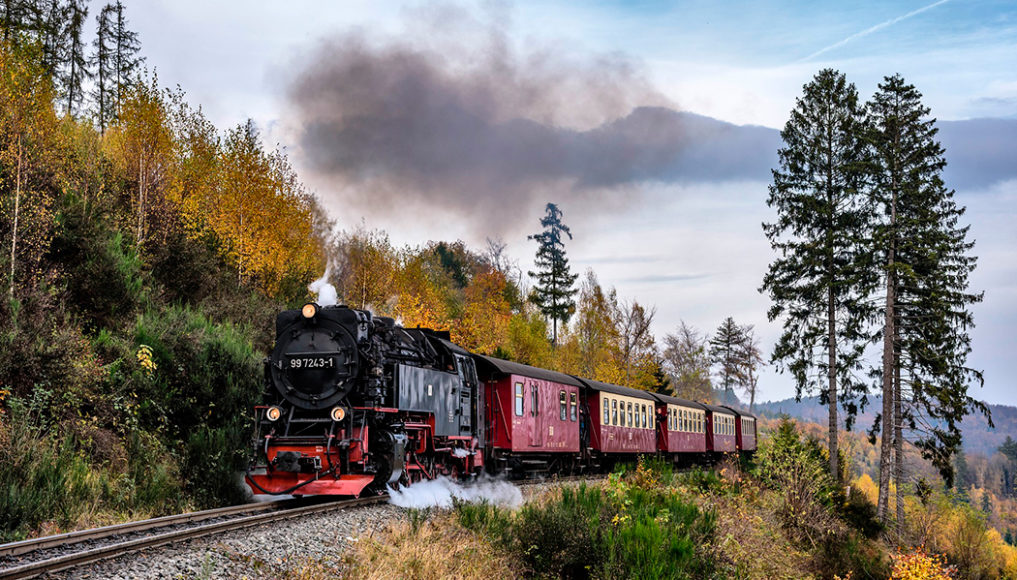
474,355 -> 582,474
582,379 -> 657,456
704,404 -> 737,453
651,393 -> 707,455
722,405 -> 758,452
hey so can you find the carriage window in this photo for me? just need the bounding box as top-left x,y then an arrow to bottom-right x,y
560,390 -> 567,421
627,402 -> 633,427
603,397 -> 609,425
514,382 -> 523,416
680,409 -> 686,432
531,385 -> 538,417
612,399 -> 618,426
570,393 -> 578,421
643,405 -> 648,429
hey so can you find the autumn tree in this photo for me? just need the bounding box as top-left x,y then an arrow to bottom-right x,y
866,74 -> 987,525
662,321 -> 713,403
567,270 -> 618,380
738,326 -> 765,411
0,43 -> 62,301
614,300 -> 657,389
104,75 -> 175,248
528,202 -> 578,345
762,69 -> 874,484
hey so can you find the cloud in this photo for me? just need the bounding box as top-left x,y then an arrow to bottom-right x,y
938,119 -> 1017,190
622,273 -> 713,284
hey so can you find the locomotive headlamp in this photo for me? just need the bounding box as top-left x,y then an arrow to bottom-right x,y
330,406 -> 346,422
266,406 -> 283,421
301,303 -> 318,319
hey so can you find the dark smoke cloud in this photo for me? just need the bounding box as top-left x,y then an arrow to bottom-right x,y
285,7 -> 779,232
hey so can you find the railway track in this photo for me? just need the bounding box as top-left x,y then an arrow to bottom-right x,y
0,472 -> 608,579
0,494 -> 387,580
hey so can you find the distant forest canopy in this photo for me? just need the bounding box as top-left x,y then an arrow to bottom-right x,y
755,395 -> 1013,458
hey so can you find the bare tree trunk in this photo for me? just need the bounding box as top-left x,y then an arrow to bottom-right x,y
878,182 -> 898,524
8,135 -> 22,300
828,283 -> 839,484
137,154 -> 145,244
894,363 -> 904,538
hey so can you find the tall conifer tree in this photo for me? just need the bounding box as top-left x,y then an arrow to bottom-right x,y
866,74 -> 987,524
90,3 -> 113,132
110,0 -> 141,118
709,317 -> 746,405
761,69 -> 875,483
528,202 -> 578,345
62,0 -> 88,116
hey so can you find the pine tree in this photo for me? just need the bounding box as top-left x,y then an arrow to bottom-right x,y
761,69 -> 875,484
61,0 -> 88,116
110,0 -> 141,119
90,3 -> 113,132
34,0 -> 67,77
527,202 -> 578,345
0,0 -> 32,44
866,74 -> 988,523
709,317 -> 746,405
90,1 -> 141,132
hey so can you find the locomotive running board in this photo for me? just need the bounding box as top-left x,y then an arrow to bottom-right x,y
246,472 -> 375,497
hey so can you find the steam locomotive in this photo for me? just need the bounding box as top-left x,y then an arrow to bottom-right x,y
244,303 -> 757,497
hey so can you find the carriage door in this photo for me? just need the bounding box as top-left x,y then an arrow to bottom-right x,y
455,355 -> 475,436
529,382 -> 543,446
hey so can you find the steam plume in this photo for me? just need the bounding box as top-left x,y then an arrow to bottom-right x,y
387,475 -> 523,509
285,5 -> 777,233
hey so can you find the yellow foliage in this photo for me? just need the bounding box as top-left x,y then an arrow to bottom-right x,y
853,473 -> 878,505
890,547 -> 952,580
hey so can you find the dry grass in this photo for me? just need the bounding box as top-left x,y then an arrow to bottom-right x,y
700,482 -> 815,579
341,512 -> 520,580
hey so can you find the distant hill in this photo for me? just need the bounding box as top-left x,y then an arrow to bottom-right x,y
752,396 -> 1017,458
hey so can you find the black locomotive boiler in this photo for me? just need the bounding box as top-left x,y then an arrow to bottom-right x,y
245,303 -> 484,496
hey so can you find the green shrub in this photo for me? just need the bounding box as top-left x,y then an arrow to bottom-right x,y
0,398 -> 74,540
754,417 -> 838,548
456,481 -> 716,580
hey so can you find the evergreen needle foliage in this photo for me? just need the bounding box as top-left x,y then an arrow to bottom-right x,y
528,202 -> 579,345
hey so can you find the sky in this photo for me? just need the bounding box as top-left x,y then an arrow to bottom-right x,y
125,0 -> 1017,407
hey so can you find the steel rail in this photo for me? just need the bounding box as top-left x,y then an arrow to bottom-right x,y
0,495 -> 386,580
0,498 -> 306,559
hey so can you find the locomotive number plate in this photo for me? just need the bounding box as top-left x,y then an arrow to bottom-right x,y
289,356 -> 335,369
